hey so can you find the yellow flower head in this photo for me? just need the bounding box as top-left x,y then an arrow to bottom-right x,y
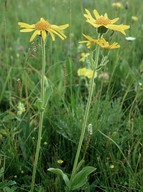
79,34 -> 120,50
112,2 -> 123,9
79,52 -> 90,62
96,37 -> 120,49
77,68 -> 97,79
57,159 -> 64,164
77,67 -> 87,76
84,9 -> 130,35
18,18 -> 69,42
110,164 -> 115,169
131,16 -> 138,21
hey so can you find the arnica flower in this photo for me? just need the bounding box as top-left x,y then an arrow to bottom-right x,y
79,52 -> 90,62
112,2 -> 123,9
84,9 -> 130,35
96,37 -> 120,49
131,16 -> 138,21
18,18 -> 69,42
77,67 -> 97,79
79,34 -> 120,49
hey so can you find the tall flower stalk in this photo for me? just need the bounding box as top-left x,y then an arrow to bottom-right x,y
70,8 -> 130,180
71,45 -> 100,178
18,18 -> 69,192
30,40 -> 46,192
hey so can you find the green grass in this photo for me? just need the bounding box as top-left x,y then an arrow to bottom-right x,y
1,0 -> 143,191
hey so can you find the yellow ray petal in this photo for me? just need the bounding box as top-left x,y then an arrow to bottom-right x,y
79,40 -> 89,44
107,24 -> 130,35
86,20 -> 99,28
84,10 -> 95,24
82,34 -> 95,41
41,30 -> 47,41
18,22 -> 35,29
30,30 -> 40,42
55,29 -> 67,38
51,27 -> 67,38
93,9 -> 100,19
50,29 -> 66,40
84,9 -> 93,19
48,31 -> 56,41
52,24 -> 69,30
104,13 -> 109,19
111,18 -> 119,24
20,29 -> 35,32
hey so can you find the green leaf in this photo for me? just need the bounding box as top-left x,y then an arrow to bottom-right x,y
34,98 -> 45,112
2,114 -> 15,122
70,166 -> 96,191
75,159 -> 85,174
48,168 -> 70,188
3,186 -> 16,192
0,180 -> 16,189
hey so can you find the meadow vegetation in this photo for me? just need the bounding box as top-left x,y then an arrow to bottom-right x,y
1,0 -> 143,191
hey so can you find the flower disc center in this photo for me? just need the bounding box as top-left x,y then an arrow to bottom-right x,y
35,20 -> 51,30
96,17 -> 111,25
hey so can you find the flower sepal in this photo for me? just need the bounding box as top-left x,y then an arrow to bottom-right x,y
97,26 -> 108,34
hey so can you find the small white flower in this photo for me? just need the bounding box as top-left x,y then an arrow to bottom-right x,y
88,124 -> 93,135
125,37 -> 136,41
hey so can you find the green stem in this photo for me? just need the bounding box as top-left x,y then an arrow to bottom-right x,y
30,40 -> 46,192
0,67 -> 12,103
71,46 -> 100,179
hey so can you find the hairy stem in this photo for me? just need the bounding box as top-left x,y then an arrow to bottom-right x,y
30,40 -> 46,192
71,46 -> 100,179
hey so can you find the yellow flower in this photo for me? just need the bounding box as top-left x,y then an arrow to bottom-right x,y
77,67 -> 87,76
79,34 -> 120,49
131,16 -> 138,21
110,164 -> 115,169
85,69 -> 95,79
79,52 -> 90,62
18,18 -> 69,42
77,68 -> 97,79
57,160 -> 64,164
112,2 -> 123,9
84,9 -> 130,35
97,37 -> 120,49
